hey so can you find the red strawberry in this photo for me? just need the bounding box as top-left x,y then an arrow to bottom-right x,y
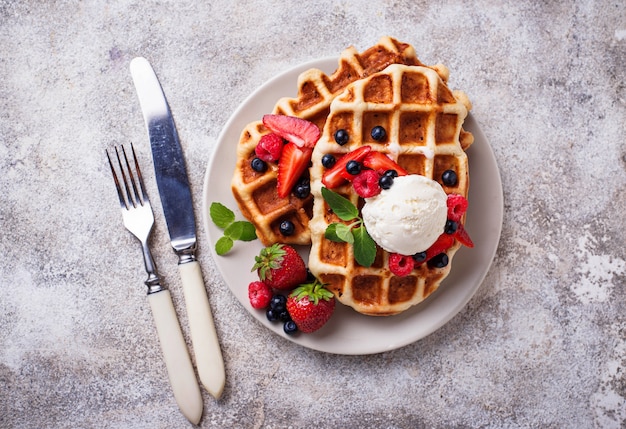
362,151 -> 408,176
255,133 -> 284,162
352,169 -> 381,198
248,281 -> 272,309
262,114 -> 320,149
425,233 -> 455,262
322,145 -> 372,188
447,194 -> 468,222
277,142 -> 312,198
388,253 -> 415,276
286,280 -> 335,333
455,223 -> 474,248
252,243 -> 307,290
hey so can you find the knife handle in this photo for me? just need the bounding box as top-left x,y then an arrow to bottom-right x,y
147,289 -> 203,424
178,260 -> 226,399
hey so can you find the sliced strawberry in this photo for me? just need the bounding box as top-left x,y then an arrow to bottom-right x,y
277,142 -> 312,198
362,151 -> 408,176
447,194 -> 468,222
263,114 -> 320,149
322,146 -> 372,189
455,223 -> 474,248
425,233 -> 455,261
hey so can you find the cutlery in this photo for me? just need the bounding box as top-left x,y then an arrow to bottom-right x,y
130,57 -> 226,399
106,144 -> 203,424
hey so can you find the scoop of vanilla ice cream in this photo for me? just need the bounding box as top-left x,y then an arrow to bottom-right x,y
362,175 -> 448,255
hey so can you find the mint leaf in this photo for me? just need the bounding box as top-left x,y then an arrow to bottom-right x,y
210,202 -> 235,228
215,236 -> 234,255
353,226 -> 376,267
238,222 -> 257,241
321,187 -> 358,221
335,223 -> 354,244
324,223 -> 342,242
224,221 -> 243,240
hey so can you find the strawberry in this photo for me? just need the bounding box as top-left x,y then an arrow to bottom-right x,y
255,133 -> 284,162
286,279 -> 335,333
388,253 -> 415,276
248,281 -> 272,309
455,223 -> 474,248
277,142 -> 312,198
362,151 -> 408,176
262,114 -> 320,149
252,243 -> 307,290
322,145 -> 372,188
425,233 -> 455,262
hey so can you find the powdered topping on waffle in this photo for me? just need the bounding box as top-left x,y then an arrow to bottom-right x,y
231,37 -> 424,246
307,63 -> 473,316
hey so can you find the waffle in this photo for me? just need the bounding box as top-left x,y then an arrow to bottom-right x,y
308,63 -> 474,316
231,37 -> 424,246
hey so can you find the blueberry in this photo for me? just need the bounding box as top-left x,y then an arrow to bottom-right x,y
321,154 -> 337,168
383,169 -> 398,178
278,310 -> 291,322
442,169 -> 458,186
279,220 -> 295,236
283,320 -> 298,335
428,253 -> 449,268
251,157 -> 267,172
270,294 -> 287,312
293,178 -> 310,198
334,129 -> 349,145
444,220 -> 458,235
346,160 -> 362,175
412,251 -> 427,263
379,175 -> 394,190
370,126 -> 387,141
266,308 -> 280,322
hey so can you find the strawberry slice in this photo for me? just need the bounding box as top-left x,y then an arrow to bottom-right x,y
322,146 -> 372,188
263,114 -> 320,149
425,233 -> 455,262
362,151 -> 408,176
455,223 -> 474,248
277,142 -> 312,198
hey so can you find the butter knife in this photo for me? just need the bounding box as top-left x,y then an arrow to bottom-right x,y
130,57 -> 226,399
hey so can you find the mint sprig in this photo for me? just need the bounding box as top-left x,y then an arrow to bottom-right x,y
210,202 -> 257,255
321,187 -> 376,267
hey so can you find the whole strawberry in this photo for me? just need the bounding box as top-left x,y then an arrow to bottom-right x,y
252,243 -> 307,290
286,280 -> 335,333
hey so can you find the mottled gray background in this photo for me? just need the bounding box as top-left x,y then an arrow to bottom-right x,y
1,1 -> 625,428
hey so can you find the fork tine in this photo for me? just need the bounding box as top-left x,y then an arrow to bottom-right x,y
116,146 -> 137,209
129,143 -> 150,204
107,148 -> 129,210
120,145 -> 145,208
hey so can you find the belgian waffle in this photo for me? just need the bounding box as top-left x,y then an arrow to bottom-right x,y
308,63 -> 474,316
231,37 -> 424,246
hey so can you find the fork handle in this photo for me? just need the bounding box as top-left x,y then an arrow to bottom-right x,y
179,261 -> 226,399
147,289 -> 203,424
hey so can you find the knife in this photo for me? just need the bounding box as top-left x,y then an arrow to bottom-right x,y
130,57 -> 226,399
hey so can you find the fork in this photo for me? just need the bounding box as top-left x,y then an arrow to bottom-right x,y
107,144 -> 203,424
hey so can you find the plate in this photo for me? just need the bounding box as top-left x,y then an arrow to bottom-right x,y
202,58 -> 503,355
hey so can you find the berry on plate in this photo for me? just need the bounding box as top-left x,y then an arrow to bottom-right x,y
277,142 -> 312,198
255,133 -> 284,162
262,114 -> 320,149
248,281 -> 272,309
286,280 -> 335,333
252,243 -> 307,290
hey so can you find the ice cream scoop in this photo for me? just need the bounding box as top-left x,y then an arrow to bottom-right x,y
362,175 -> 448,255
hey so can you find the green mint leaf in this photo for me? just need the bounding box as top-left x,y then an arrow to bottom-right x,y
224,221 -> 243,240
324,223 -> 342,242
321,187 -> 358,221
210,202 -> 235,229
335,223 -> 354,244
215,236 -> 234,255
352,226 -> 377,267
238,222 -> 257,241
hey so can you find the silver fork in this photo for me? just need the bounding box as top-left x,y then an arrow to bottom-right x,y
106,144 -> 203,424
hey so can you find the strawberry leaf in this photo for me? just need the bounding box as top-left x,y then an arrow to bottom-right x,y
321,187 -> 358,221
352,226 -> 376,267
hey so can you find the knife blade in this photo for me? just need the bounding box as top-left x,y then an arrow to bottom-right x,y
130,56 -> 225,399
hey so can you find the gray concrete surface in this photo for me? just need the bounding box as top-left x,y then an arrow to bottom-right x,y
1,1 -> 625,428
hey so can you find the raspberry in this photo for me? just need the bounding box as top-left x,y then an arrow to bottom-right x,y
447,194 -> 469,222
248,281 -> 272,309
255,133 -> 284,162
352,169 -> 381,198
388,253 -> 415,277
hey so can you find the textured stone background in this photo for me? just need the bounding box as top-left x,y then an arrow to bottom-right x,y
1,1 -> 625,428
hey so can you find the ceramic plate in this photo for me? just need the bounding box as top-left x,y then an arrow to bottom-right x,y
202,58 -> 503,355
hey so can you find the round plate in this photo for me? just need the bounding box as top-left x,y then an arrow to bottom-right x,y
202,58 -> 503,355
